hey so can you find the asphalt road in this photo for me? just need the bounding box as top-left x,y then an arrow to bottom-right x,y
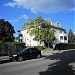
0,50 -> 75,75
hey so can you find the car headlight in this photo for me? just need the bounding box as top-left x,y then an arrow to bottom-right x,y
13,55 -> 17,57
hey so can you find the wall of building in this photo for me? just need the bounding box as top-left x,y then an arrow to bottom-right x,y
52,28 -> 68,43
18,24 -> 68,46
20,30 -> 44,46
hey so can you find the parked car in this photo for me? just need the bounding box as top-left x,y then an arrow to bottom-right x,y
9,48 -> 42,61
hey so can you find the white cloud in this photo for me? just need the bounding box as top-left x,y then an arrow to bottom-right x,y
5,2 -> 17,7
30,8 -> 38,14
5,0 -> 74,13
8,14 -> 29,23
8,19 -> 18,23
20,14 -> 29,19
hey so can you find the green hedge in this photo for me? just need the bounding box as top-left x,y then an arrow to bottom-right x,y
26,46 -> 46,51
0,42 -> 25,56
54,43 -> 75,50
34,46 -> 46,50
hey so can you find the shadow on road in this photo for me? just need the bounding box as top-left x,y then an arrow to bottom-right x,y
39,50 -> 75,75
0,60 -> 11,64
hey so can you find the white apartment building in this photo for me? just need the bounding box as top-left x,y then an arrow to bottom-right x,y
18,23 -> 68,46
18,29 -> 44,46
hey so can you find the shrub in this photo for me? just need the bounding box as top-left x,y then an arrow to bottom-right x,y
26,46 -> 46,51
34,46 -> 46,50
54,43 -> 75,50
0,42 -> 25,56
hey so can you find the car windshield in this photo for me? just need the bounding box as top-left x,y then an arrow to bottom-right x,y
18,48 -> 28,54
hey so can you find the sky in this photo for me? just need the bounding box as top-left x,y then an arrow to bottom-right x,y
0,0 -> 75,36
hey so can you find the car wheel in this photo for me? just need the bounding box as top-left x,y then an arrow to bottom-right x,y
18,56 -> 23,62
37,54 -> 41,58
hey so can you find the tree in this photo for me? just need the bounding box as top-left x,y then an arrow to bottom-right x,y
22,16 -> 56,47
29,20 -> 56,47
22,18 -> 33,29
0,19 -> 15,42
68,29 -> 75,43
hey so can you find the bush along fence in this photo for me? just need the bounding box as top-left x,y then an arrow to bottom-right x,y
54,43 -> 75,50
0,42 -> 26,56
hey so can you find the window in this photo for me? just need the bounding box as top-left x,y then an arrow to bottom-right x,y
19,39 -> 23,42
64,36 -> 67,40
30,44 -> 31,46
19,39 -> 20,42
20,39 -> 23,42
60,36 -> 63,40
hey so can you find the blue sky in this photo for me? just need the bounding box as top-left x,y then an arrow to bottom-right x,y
0,0 -> 75,36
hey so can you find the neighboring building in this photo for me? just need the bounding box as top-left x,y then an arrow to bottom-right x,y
18,22 -> 68,46
50,23 -> 68,43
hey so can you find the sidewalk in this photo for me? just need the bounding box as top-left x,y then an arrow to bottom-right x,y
0,56 -> 9,61
42,49 -> 75,56
42,50 -> 60,56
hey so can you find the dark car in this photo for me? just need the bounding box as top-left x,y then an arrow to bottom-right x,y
9,48 -> 41,61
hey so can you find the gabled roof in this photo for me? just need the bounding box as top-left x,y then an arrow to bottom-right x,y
18,25 -> 66,33
50,25 -> 66,32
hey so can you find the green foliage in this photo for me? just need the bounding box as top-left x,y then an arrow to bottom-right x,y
68,29 -> 75,43
22,18 -> 33,29
30,27 -> 56,42
43,48 -> 53,51
0,42 -> 25,56
22,16 -> 56,44
54,43 -> 75,50
0,19 -> 15,42
34,46 -> 46,51
26,46 -> 46,51
34,16 -> 43,24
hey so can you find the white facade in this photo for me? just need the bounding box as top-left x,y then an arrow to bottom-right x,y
18,29 -> 44,46
18,24 -> 68,46
54,28 -> 68,43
